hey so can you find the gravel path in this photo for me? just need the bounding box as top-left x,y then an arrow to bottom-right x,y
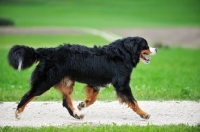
0,101 -> 199,127
0,27 -> 200,48
107,28 -> 200,48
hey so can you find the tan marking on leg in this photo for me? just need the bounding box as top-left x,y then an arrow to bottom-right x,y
61,77 -> 73,87
55,77 -> 84,119
85,86 -> 99,107
55,77 -> 75,112
15,96 -> 35,119
78,85 -> 99,110
118,96 -> 150,119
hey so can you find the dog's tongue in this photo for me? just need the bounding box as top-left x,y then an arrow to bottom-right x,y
142,54 -> 150,61
142,54 -> 151,64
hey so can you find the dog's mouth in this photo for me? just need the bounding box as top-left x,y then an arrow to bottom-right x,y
140,48 -> 157,64
140,53 -> 151,64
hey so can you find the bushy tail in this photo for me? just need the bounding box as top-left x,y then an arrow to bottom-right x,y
7,45 -> 39,71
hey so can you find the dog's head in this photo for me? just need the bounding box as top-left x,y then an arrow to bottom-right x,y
123,37 -> 157,64
139,39 -> 157,64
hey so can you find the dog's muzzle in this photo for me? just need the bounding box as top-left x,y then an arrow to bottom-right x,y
140,47 -> 157,64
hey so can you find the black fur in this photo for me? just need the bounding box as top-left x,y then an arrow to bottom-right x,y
8,45 -> 37,70
8,36 -> 151,118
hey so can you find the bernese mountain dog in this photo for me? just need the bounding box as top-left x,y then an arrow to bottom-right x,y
7,37 -> 157,120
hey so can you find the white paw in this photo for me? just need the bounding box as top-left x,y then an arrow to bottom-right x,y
15,110 -> 22,120
140,113 -> 151,119
73,109 -> 84,119
77,102 -> 86,110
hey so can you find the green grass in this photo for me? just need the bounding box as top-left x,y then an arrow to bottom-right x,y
0,35 -> 200,101
0,0 -> 200,27
131,48 -> 200,100
0,34 -> 109,49
0,124 -> 200,132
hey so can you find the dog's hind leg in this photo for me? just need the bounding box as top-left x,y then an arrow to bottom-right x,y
55,77 -> 84,119
77,85 -> 99,110
114,83 -> 150,119
15,86 -> 50,119
15,90 -> 36,119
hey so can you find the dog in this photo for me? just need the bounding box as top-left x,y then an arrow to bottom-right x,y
7,37 -> 157,120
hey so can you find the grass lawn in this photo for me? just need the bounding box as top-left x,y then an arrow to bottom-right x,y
1,124 -> 200,132
0,35 -> 200,102
0,0 -> 199,27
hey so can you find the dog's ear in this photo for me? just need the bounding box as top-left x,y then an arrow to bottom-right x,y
138,37 -> 149,50
123,37 -> 139,53
123,37 -> 146,66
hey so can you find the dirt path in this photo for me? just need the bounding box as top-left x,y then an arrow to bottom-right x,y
107,28 -> 200,48
0,27 -> 200,48
0,101 -> 199,127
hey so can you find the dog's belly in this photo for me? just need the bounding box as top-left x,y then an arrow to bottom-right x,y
67,69 -> 112,87
60,54 -> 117,87
70,74 -> 111,87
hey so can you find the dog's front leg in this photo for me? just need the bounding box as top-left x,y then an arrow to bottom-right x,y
114,83 -> 150,119
77,85 -> 99,110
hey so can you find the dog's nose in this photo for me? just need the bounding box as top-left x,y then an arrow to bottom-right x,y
149,47 -> 157,55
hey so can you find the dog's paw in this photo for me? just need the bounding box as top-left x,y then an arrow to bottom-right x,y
73,109 -> 84,119
74,113 -> 84,119
77,102 -> 86,110
15,110 -> 22,120
140,113 -> 151,119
